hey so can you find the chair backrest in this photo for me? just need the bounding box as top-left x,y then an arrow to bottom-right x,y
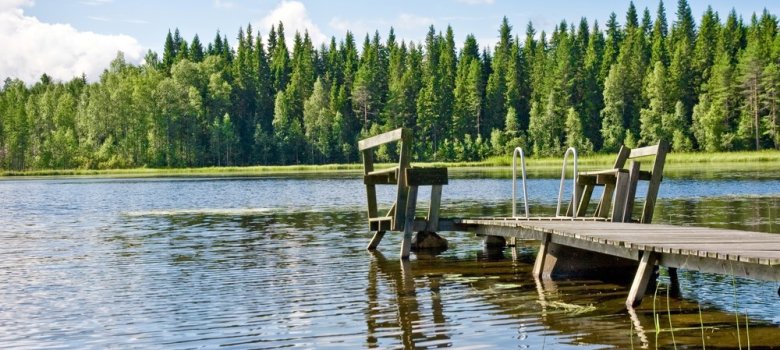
616,141 -> 670,223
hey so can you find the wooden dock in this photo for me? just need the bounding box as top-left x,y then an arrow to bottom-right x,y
453,218 -> 780,306
357,127 -> 780,307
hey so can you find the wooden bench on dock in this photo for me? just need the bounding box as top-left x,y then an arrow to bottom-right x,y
359,127 -> 448,259
572,140 -> 670,223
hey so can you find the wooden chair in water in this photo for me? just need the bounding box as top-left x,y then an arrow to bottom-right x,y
570,140 -> 670,224
359,127 -> 448,259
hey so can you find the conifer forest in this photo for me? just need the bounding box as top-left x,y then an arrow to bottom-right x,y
2,0 -> 780,170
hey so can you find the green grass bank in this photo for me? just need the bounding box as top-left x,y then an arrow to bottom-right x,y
3,150 -> 780,178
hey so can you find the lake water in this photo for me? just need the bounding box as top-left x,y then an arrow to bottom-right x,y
1,171 -> 779,349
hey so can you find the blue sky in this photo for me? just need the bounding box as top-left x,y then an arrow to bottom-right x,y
2,0 -> 779,83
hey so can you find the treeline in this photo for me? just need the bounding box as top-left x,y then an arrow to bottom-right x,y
2,0 -> 780,170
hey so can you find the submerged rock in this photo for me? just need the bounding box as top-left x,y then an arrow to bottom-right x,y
411,231 -> 448,251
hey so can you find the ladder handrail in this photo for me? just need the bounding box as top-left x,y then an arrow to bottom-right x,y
512,147 -> 529,218
556,147 -> 578,218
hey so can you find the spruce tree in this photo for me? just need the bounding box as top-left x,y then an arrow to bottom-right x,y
738,16 -> 766,150
582,21 -> 605,148
640,61 -> 672,144
601,65 -> 627,151
162,30 -> 176,72
565,107 -> 594,153
190,34 -> 205,62
484,18 -> 513,137
600,13 -> 622,83
453,35 -> 482,138
651,0 -> 669,66
693,6 -> 720,95
271,22 -> 290,93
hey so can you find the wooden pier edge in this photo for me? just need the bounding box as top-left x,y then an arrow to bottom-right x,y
449,218 -> 780,306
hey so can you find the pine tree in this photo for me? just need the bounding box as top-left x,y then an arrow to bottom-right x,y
640,61 -> 672,144
601,65 -> 627,151
762,62 -> 780,148
565,107 -> 594,153
651,0 -> 669,66
352,34 -> 379,130
272,91 -> 304,164
452,35 -> 482,138
693,6 -> 720,95
582,21 -> 605,148
692,30 -> 740,151
232,25 -> 258,163
666,101 -> 693,150
303,78 -> 335,161
721,10 -> 744,66
439,26 -> 457,141
738,16 -> 767,150
416,26 -> 447,158
190,34 -> 205,62
270,22 -> 290,93
600,13 -> 622,83
255,33 -> 273,134
484,18 -> 513,137
210,30 -> 224,57
615,3 -> 648,142
668,0 -> 697,118
529,83 -> 567,156
162,30 -> 176,72
285,31 -> 317,154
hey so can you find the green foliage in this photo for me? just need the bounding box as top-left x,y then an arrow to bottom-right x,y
565,107 -> 593,154
640,62 -> 672,145
601,65 -> 627,151
4,7 -> 780,171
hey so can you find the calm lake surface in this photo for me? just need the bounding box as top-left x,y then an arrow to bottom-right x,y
1,170 -> 779,349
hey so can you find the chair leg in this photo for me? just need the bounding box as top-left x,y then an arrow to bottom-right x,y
426,185 -> 442,231
367,231 -> 385,250
596,184 -> 616,218
611,172 -> 630,222
400,186 -> 418,259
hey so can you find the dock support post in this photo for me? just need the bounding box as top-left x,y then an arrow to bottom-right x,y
400,186 -> 418,259
626,251 -> 658,307
533,233 -> 552,278
668,267 -> 680,297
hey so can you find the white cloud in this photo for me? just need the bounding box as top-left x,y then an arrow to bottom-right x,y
213,0 -> 234,9
123,18 -> 148,24
0,0 -> 32,12
0,2 -> 144,83
457,0 -> 495,4
87,15 -> 109,22
79,0 -> 112,6
259,0 -> 328,47
328,13 -> 433,38
397,13 -> 434,30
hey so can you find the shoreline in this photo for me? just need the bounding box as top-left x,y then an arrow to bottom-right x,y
2,150 -> 780,179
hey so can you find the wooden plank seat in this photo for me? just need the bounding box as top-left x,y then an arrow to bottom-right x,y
359,127 -> 449,259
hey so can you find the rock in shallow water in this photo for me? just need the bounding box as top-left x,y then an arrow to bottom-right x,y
411,231 -> 448,250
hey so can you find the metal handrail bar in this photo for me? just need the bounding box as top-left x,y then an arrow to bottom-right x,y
512,147 -> 529,218
556,147 -> 578,218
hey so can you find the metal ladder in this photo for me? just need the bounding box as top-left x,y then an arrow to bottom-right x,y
512,147 -> 578,219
